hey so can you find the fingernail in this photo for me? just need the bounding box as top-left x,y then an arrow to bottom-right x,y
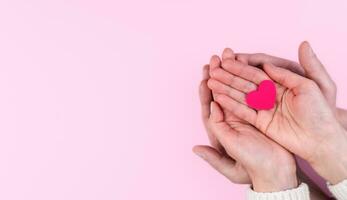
194,151 -> 206,160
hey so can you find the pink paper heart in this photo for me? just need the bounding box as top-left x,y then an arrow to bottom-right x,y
246,80 -> 276,110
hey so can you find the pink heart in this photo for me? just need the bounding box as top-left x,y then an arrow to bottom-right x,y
246,80 -> 276,110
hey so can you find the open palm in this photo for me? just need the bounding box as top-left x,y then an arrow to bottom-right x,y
198,51 -> 296,186
198,57 -> 250,184
210,59 -> 344,164
205,100 -> 296,192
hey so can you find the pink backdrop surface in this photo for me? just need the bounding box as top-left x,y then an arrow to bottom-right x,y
0,0 -> 347,199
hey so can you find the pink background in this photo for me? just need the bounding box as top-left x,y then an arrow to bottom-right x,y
0,0 -> 347,199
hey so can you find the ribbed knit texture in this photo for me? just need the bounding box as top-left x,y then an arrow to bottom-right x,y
328,179 -> 347,200
246,183 -> 310,200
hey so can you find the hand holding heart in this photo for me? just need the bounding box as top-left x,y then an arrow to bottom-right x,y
208,58 -> 347,184
195,51 -> 298,192
246,80 -> 276,110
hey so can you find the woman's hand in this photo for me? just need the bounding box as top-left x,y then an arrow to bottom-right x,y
196,63 -> 250,185
195,50 -> 298,192
196,99 -> 298,192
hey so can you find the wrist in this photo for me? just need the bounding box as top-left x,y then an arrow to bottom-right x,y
251,164 -> 298,192
310,127 -> 347,184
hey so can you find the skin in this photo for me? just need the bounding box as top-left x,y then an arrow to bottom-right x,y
194,45 -> 328,198
235,42 -> 347,130
339,109 -> 347,129
209,43 -> 347,185
195,65 -> 326,199
197,63 -> 250,185
195,59 -> 297,192
234,42 -> 347,197
208,42 -> 347,158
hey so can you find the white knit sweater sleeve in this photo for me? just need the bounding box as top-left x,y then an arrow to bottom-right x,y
246,183 -> 310,200
328,179 -> 347,200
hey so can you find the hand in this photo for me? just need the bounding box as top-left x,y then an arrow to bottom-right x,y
209,55 -> 347,184
195,50 -> 298,192
236,41 -> 347,129
196,62 -> 250,185
195,100 -> 297,192
234,42 -> 345,197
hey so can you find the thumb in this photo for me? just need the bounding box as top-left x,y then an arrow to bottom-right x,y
263,63 -> 308,90
210,101 -> 224,123
193,145 -> 248,183
298,41 -> 336,106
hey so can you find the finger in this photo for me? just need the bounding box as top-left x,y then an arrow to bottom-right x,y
209,55 -> 221,72
210,101 -> 224,123
214,94 -> 257,125
200,65 -> 212,121
202,64 -> 210,80
263,63 -> 310,92
208,102 -> 240,152
210,68 -> 257,93
221,59 -> 269,84
193,145 -> 248,183
208,79 -> 247,105
298,41 -> 336,106
235,54 -> 248,64
209,55 -> 222,100
236,53 -> 305,75
200,65 -> 223,150
222,48 -> 235,61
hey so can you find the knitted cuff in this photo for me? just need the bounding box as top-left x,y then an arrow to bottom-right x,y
246,183 -> 310,200
328,179 -> 347,200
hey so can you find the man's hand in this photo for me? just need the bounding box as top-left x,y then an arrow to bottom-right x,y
236,41 -> 347,129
